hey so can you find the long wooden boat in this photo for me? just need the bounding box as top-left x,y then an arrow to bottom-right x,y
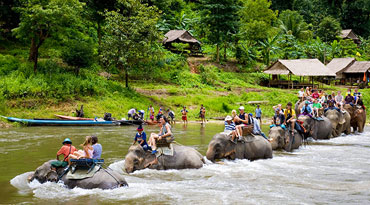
54,114 -> 94,121
5,117 -> 119,126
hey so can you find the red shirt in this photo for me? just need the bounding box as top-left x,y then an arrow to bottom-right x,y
312,93 -> 320,99
57,144 -> 77,161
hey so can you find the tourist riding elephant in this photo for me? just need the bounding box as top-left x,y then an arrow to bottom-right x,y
344,104 -> 366,133
206,133 -> 272,162
124,144 -> 204,173
268,126 -> 302,152
298,115 -> 332,140
28,160 -> 128,189
324,109 -> 351,137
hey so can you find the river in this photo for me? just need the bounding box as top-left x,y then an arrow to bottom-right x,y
1,123 -> 369,204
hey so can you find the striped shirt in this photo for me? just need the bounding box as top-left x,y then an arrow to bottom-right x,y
224,121 -> 236,132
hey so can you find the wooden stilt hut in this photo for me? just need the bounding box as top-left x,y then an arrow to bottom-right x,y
326,58 -> 356,84
264,59 -> 336,89
341,61 -> 370,88
340,29 -> 361,44
162,30 -> 202,56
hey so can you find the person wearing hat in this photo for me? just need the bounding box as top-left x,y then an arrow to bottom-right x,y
181,106 -> 188,124
270,108 -> 286,129
51,138 -> 77,168
300,101 -> 313,117
224,115 -> 238,143
234,106 -> 250,126
133,125 -> 150,151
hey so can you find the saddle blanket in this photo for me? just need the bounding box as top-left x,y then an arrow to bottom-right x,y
155,143 -> 174,158
66,165 -> 100,180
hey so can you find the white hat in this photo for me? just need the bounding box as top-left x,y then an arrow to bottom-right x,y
225,115 -> 232,121
239,106 -> 245,110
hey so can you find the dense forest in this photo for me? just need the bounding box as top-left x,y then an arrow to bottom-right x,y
1,0 -> 370,119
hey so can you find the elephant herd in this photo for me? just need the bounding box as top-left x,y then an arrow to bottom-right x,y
27,104 -> 366,190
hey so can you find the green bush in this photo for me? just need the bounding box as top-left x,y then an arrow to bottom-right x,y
0,54 -> 19,75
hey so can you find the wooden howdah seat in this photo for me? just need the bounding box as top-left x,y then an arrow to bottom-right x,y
70,159 -> 104,174
156,136 -> 174,148
241,124 -> 254,136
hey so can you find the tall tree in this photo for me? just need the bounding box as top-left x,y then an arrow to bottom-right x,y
82,0 -> 117,51
12,0 -> 84,72
316,16 -> 341,42
101,0 -> 161,88
277,10 -> 311,40
239,0 -> 277,43
200,0 -> 240,62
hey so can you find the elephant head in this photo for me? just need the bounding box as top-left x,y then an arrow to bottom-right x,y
268,126 -> 285,150
28,160 -> 59,183
124,145 -> 152,173
298,115 -> 317,139
344,104 -> 355,117
325,109 -> 344,128
206,133 -> 236,162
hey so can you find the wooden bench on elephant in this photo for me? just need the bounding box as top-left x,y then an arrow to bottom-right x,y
156,136 -> 175,148
241,124 -> 254,136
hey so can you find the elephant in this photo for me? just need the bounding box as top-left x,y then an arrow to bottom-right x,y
324,109 -> 351,137
28,160 -> 128,189
206,133 -> 272,162
268,126 -> 302,152
295,101 -> 305,116
124,144 -> 204,173
298,115 -> 332,140
344,104 -> 366,133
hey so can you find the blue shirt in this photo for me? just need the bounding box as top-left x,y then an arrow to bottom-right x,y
255,108 -> 262,117
301,105 -> 312,114
135,132 -> 147,146
224,121 -> 236,132
92,144 -> 102,159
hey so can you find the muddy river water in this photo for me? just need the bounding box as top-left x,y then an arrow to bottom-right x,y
1,123 -> 369,204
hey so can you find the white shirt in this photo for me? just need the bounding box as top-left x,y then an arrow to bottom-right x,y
298,91 -> 304,97
128,109 -> 136,115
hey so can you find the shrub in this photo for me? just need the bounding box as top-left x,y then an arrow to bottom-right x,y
61,40 -> 94,74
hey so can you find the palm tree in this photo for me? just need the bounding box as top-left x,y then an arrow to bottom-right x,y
277,10 -> 311,40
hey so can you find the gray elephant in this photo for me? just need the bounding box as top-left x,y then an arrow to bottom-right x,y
268,126 -> 302,152
28,160 -> 127,189
298,115 -> 332,140
206,133 -> 272,162
324,109 -> 351,137
344,104 -> 366,133
124,144 -> 204,173
295,100 -> 304,116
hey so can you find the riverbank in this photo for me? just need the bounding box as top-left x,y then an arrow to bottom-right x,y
2,82 -> 370,127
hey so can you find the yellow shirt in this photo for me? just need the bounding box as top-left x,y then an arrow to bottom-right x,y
284,109 -> 296,119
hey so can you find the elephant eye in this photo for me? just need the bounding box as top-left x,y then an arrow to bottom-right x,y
133,159 -> 139,164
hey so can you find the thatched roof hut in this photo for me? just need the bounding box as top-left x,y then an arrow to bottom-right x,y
162,30 -> 201,55
343,61 -> 370,73
264,59 -> 336,77
326,58 -> 356,79
163,30 -> 201,45
340,29 -> 360,44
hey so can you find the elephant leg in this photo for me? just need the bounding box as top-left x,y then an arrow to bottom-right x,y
358,122 -> 364,133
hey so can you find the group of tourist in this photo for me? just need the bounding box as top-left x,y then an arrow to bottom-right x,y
51,135 -> 102,169
223,106 -> 267,143
297,87 -> 364,117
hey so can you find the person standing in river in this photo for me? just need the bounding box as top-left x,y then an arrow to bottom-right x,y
255,105 -> 262,125
200,104 -> 206,125
181,106 -> 188,124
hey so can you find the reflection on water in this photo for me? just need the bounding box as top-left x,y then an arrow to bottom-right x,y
1,123 -> 370,204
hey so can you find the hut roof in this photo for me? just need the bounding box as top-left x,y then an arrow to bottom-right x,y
342,61 -> 370,73
326,58 -> 356,74
340,29 -> 359,40
163,30 -> 200,45
264,59 -> 336,77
